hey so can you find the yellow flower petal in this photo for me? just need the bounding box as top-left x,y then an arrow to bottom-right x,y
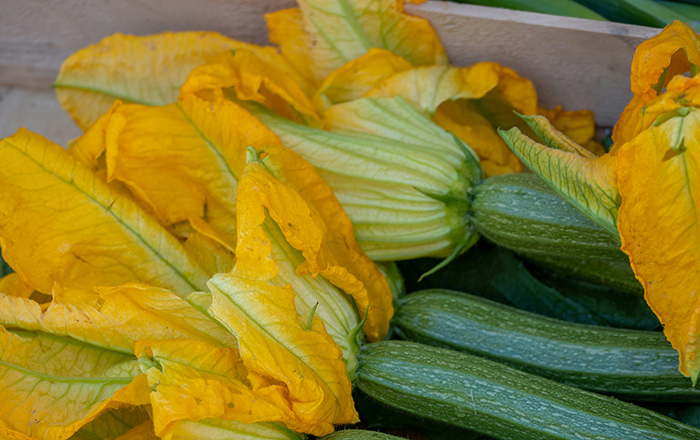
313,48 -> 413,112
208,274 -> 358,436
0,129 -> 210,296
93,95 -> 282,256
0,326 -> 149,440
615,74 -> 700,150
630,21 -> 700,99
265,8 -> 318,96
614,21 -> 700,146
367,62 -> 536,115
267,0 -> 446,85
180,49 -> 318,124
0,426 -> 34,440
0,273 -> 34,299
364,62 -> 566,176
136,339 -> 291,440
54,32 -> 266,130
616,106 -> 700,382
537,106 -> 602,156
0,282 -> 235,353
235,150 -> 393,341
433,99 -> 522,175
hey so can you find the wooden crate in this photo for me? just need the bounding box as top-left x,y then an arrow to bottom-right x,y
0,0 -> 659,145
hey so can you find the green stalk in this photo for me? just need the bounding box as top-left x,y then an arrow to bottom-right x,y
573,0 -> 695,27
658,0 -> 700,21
449,0 -> 608,20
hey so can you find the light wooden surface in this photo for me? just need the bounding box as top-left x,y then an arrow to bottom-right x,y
0,0 -> 660,144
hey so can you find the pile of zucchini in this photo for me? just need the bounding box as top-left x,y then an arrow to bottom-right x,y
344,172 -> 700,440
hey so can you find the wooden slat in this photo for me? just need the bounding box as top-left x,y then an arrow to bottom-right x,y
0,87 -> 82,146
0,0 -> 661,131
406,2 -> 658,126
0,0 -> 296,89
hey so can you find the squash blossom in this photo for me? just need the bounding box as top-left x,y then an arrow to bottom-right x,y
498,21 -> 700,384
52,0 -> 598,269
0,95 -> 391,438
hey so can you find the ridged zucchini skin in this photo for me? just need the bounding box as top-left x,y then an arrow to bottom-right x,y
392,290 -> 697,401
319,430 -> 407,440
357,341 -> 700,440
471,173 -> 625,261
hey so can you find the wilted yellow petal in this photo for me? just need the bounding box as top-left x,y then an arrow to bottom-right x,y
180,50 -> 318,124
55,32 -> 267,130
0,129 -> 210,296
94,95 -> 282,255
313,48 -> 413,112
208,274 -> 358,436
616,106 -> 700,382
235,150 -> 393,341
499,115 -> 620,236
614,22 -> 700,146
630,21 -> 700,99
0,282 -> 235,353
537,106 -> 603,156
136,339 -> 291,440
0,326 -> 149,440
267,0 -> 446,85
69,101 -> 124,170
0,426 -> 34,440
0,273 -> 34,298
615,74 -> 700,149
265,8 -> 318,96
433,99 -> 522,175
368,62 -> 537,116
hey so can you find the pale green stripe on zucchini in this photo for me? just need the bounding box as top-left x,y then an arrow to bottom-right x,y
358,341 -> 700,440
393,290 -> 698,401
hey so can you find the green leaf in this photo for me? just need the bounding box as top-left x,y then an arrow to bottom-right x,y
527,264 -> 659,330
399,245 -> 608,326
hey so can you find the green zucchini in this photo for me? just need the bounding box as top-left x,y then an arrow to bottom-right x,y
357,340 -> 700,440
392,290 -> 696,401
471,172 -> 625,261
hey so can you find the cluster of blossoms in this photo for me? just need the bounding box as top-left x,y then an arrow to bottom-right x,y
2,0 -> 700,439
